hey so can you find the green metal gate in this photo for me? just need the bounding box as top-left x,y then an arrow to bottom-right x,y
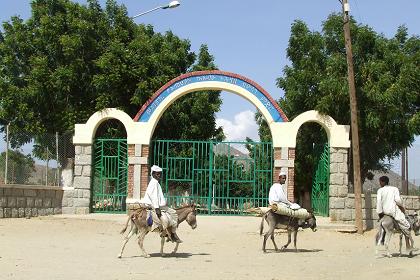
91,139 -> 128,213
311,143 -> 330,216
151,140 -> 273,215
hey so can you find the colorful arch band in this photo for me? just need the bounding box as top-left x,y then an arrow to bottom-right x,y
134,71 -> 288,123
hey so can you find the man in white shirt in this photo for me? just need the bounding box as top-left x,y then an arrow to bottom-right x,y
269,171 -> 301,210
376,175 -> 411,242
141,165 -> 182,243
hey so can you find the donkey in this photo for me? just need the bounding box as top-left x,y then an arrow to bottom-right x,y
375,213 -> 420,258
118,204 -> 197,258
260,209 -> 317,253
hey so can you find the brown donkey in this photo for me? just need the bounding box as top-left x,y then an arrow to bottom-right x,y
118,204 -> 197,258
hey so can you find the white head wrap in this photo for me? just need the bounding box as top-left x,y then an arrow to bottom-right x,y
279,171 -> 287,177
151,165 -> 162,174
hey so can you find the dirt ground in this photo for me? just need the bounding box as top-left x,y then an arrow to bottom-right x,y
0,215 -> 419,280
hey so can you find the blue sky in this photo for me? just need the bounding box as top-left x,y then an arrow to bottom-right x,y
0,0 -> 419,181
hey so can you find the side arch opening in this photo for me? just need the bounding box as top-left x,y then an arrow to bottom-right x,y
294,122 -> 329,216
91,119 -> 128,213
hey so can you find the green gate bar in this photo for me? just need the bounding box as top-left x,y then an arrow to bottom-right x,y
91,139 -> 128,213
151,140 -> 273,215
311,143 -> 330,216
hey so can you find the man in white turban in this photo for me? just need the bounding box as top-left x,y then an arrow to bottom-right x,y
269,170 -> 301,210
141,165 -> 182,243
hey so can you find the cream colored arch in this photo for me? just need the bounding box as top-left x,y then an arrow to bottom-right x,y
271,110 -> 350,148
73,108 -> 143,144
137,82 -> 282,145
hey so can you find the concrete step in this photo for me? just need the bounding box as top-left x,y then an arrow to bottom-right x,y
315,216 -> 357,233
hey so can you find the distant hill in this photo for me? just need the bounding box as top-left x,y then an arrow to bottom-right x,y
213,143 -> 249,158
362,170 -> 419,194
27,163 -> 57,185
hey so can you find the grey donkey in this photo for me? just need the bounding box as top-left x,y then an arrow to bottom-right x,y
118,204 -> 197,258
260,209 -> 317,253
375,213 -> 420,258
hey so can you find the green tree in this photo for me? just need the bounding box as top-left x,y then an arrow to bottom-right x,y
0,0 -> 223,153
259,14 -> 419,186
152,45 -> 224,141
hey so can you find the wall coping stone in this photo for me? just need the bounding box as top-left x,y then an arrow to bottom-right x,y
0,184 -> 64,191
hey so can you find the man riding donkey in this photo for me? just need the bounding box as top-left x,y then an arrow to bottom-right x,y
376,175 -> 418,255
260,171 -> 317,252
269,171 -> 301,210
140,165 -> 183,243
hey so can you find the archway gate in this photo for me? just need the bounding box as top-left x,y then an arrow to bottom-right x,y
311,143 -> 330,216
151,139 -> 273,215
71,71 -> 350,218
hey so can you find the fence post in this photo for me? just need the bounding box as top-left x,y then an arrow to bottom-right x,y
4,123 -> 10,184
55,132 -> 59,186
45,146 -> 49,186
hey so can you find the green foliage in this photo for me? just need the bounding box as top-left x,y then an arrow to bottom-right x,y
0,150 -> 35,184
153,45 -> 224,141
0,0 -> 223,151
261,14 -> 419,185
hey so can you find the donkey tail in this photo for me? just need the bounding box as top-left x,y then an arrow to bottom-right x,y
120,214 -> 133,234
260,213 -> 267,235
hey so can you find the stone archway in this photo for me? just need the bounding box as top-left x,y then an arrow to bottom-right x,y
130,70 -> 291,205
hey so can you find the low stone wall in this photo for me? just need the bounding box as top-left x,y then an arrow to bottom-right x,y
330,192 -> 420,229
0,184 -> 63,218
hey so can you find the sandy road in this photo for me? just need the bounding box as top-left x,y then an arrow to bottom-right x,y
0,215 -> 419,280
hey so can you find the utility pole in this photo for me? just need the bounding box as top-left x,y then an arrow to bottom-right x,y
342,0 -> 363,234
4,123 -> 10,184
401,148 -> 409,194
405,147 -> 409,193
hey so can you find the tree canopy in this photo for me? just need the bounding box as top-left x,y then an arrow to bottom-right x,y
0,0 -> 223,148
259,14 -> 419,183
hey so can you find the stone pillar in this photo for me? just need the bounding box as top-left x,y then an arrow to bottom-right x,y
140,145 -> 150,198
273,147 -> 295,202
127,145 -> 135,199
127,144 -> 149,205
65,144 -> 92,214
273,147 -> 282,182
287,148 -> 296,202
329,147 -> 349,221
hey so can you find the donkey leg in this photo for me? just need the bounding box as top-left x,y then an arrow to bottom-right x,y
172,242 -> 180,254
270,233 -> 279,251
293,230 -> 298,252
384,231 -> 393,258
117,224 -> 135,258
399,234 -> 403,256
281,231 -> 292,251
160,236 -> 166,257
375,226 -> 385,258
137,228 -> 150,258
262,227 -> 275,253
406,235 -> 417,256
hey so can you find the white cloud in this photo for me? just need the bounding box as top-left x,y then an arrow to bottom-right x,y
216,110 -> 259,141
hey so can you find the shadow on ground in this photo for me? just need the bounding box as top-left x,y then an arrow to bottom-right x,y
263,248 -> 323,253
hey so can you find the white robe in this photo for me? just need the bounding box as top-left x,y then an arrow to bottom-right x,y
141,177 -> 166,209
140,178 -> 177,229
376,185 -> 410,230
268,183 -> 300,210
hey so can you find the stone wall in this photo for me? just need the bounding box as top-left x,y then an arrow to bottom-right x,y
0,184 -> 63,218
62,144 -> 92,214
328,146 -> 420,229
332,193 -> 420,229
